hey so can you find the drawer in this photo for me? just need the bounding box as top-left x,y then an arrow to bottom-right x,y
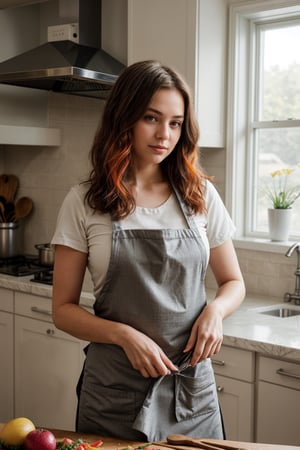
0,287 -> 14,313
15,291 -> 94,322
15,292 -> 52,323
212,345 -> 255,382
258,355 -> 300,391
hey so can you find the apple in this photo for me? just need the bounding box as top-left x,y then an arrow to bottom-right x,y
24,428 -> 56,450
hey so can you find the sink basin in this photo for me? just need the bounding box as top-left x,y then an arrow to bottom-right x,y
251,304 -> 300,318
260,308 -> 300,318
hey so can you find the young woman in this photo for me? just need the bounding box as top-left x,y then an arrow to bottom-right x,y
52,60 -> 245,441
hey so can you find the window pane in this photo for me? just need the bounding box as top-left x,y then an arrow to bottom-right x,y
261,24 -> 300,121
256,127 -> 300,234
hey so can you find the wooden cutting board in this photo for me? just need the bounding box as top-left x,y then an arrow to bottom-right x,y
156,440 -> 300,450
1,425 -> 299,450
50,429 -> 300,450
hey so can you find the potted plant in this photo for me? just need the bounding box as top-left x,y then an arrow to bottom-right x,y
265,166 -> 300,241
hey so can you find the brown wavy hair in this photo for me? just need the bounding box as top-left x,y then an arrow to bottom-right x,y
85,60 -> 209,220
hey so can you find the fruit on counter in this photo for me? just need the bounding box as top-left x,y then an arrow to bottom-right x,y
0,417 -> 35,447
24,429 -> 56,450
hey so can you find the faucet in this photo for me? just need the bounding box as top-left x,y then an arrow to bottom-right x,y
284,242 -> 300,305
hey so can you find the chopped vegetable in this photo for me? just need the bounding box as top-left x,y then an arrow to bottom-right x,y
89,441 -> 103,448
56,437 -> 103,450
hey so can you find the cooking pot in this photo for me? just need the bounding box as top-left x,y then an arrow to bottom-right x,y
35,243 -> 55,266
0,221 -> 23,258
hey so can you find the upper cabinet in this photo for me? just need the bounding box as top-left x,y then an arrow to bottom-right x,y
122,0 -> 227,148
0,2 -> 60,146
127,0 -> 198,95
197,0 -> 227,148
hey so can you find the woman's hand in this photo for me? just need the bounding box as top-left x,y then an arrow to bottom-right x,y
120,327 -> 178,378
184,302 -> 224,365
184,239 -> 245,366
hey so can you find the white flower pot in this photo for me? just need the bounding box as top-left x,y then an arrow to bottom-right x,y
268,208 -> 293,242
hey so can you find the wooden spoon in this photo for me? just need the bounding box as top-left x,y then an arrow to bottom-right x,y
0,201 -> 5,222
167,434 -> 246,450
0,174 -> 19,202
13,197 -> 33,221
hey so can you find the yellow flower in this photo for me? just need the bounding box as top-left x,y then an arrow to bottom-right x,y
265,165 -> 300,209
271,168 -> 293,178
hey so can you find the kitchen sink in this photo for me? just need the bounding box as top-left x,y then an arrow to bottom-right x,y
260,308 -> 300,318
251,304 -> 300,318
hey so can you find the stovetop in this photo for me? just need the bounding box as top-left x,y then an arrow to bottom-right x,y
0,254 -> 53,285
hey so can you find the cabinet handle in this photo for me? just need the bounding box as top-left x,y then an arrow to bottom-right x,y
276,368 -> 300,380
46,329 -> 55,336
31,306 -> 52,316
217,386 -> 224,392
212,359 -> 225,366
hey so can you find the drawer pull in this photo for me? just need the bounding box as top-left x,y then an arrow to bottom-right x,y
212,359 -> 225,366
217,386 -> 224,392
31,306 -> 52,316
46,329 -> 55,336
276,368 -> 300,380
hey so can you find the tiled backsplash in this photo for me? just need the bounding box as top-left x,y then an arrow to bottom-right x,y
205,247 -> 296,300
1,94 -> 296,298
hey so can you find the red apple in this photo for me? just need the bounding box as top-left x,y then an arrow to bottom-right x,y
24,428 -> 56,450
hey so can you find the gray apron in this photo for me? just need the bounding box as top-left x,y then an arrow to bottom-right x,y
77,189 -> 223,441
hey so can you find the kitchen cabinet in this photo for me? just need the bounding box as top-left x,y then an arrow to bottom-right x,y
212,345 -> 255,442
0,3 -> 61,146
197,0 -> 227,147
14,292 -> 86,431
256,355 -> 300,446
125,0 -> 226,148
0,288 -> 14,423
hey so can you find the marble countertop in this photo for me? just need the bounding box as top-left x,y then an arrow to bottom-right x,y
1,274 -> 300,362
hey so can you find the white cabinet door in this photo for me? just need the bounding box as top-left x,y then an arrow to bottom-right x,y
14,315 -> 85,431
127,0 -> 198,94
197,0 -> 227,147
0,311 -> 14,422
256,381 -> 300,446
212,346 -> 255,442
256,356 -> 300,446
215,374 -> 254,442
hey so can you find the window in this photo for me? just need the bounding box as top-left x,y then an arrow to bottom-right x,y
227,1 -> 300,245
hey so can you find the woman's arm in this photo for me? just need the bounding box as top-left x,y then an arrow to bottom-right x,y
52,244 -> 178,377
184,239 -> 245,364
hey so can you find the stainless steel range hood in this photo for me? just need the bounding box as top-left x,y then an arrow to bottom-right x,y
0,0 -> 126,99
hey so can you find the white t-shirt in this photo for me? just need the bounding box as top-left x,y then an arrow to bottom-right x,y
52,181 -> 235,297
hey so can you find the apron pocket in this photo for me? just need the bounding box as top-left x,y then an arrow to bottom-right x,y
80,383 -> 145,424
174,361 -> 219,422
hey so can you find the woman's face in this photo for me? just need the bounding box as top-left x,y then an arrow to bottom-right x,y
131,88 -> 184,168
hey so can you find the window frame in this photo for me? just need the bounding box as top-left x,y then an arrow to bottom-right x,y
226,0 -> 300,253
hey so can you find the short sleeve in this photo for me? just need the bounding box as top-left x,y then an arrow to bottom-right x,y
51,184 -> 89,253
205,180 -> 236,248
